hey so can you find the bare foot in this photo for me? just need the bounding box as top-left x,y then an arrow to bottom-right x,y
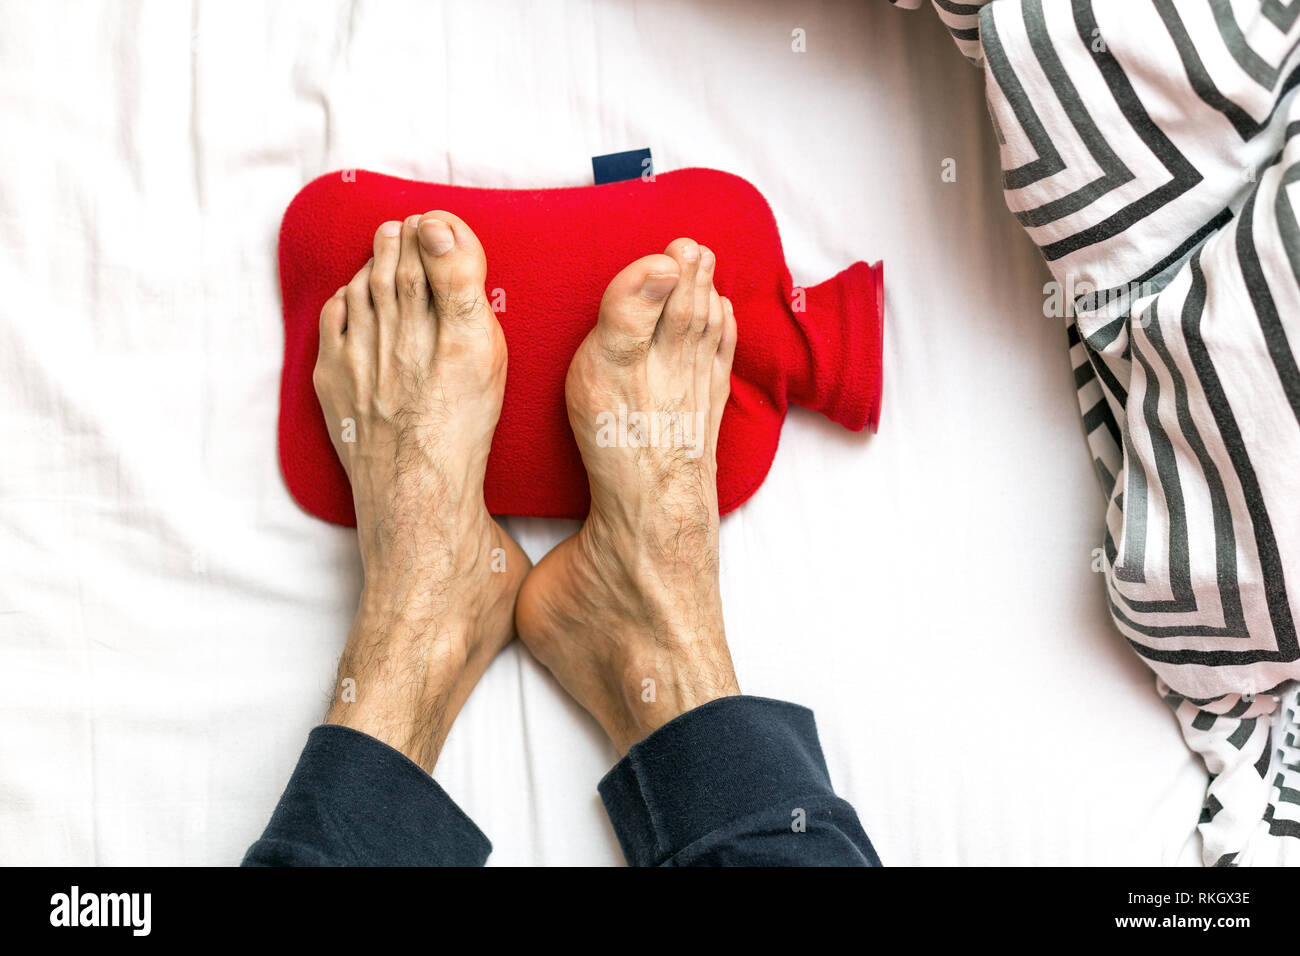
313,211 -> 529,771
516,238 -> 740,754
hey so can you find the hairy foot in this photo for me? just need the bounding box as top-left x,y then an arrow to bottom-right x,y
516,238 -> 740,754
313,212 -> 529,771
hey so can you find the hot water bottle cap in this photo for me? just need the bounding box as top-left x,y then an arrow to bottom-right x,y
277,167 -> 883,524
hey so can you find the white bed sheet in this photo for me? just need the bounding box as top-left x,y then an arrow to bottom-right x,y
0,0 -> 1208,866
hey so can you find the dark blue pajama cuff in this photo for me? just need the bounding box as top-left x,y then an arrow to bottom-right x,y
242,723 -> 490,867
598,695 -> 880,867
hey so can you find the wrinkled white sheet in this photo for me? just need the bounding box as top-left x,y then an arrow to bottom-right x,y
0,0 -> 1207,865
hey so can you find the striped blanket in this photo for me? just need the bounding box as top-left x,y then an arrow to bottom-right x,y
894,0 -> 1300,865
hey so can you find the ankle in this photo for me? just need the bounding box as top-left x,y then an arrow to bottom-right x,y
610,644 -> 740,753
326,630 -> 469,771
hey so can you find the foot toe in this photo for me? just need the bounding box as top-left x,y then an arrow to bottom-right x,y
700,285 -> 725,352
344,258 -> 376,350
417,211 -> 489,324
691,246 -> 716,337
710,297 -> 737,442
658,237 -> 702,341
369,220 -> 402,312
319,287 -> 348,344
595,254 -> 681,364
394,215 -> 430,308
695,288 -> 724,427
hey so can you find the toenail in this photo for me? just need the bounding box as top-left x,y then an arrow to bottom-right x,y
682,242 -> 700,263
641,273 -> 679,300
419,219 -> 455,255
380,221 -> 401,238
701,248 -> 715,270
405,215 -> 421,228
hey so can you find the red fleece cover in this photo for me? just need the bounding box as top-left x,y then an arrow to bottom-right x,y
278,167 -> 883,524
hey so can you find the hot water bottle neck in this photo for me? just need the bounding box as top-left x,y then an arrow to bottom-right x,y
277,167 -> 883,524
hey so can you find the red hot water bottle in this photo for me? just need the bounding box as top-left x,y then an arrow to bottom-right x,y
277,167 -> 884,524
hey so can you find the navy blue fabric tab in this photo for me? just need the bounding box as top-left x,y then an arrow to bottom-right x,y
592,148 -> 652,185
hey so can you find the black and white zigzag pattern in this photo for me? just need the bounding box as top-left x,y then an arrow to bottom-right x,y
896,0 -> 1300,864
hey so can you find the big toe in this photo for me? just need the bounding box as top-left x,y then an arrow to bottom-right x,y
594,254 -> 680,365
417,210 -> 490,324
